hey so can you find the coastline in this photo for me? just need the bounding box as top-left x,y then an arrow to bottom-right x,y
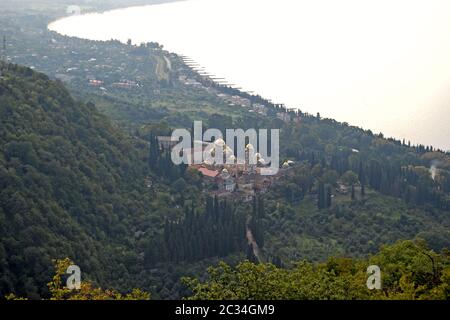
47,0 -> 292,118
48,0 -> 187,30
35,1 -> 450,151
47,0 -> 237,92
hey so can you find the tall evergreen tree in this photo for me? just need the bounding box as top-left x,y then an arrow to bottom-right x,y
149,133 -> 159,168
326,186 -> 332,208
318,183 -> 325,209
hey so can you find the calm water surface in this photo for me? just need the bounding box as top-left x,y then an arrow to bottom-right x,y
49,0 -> 450,150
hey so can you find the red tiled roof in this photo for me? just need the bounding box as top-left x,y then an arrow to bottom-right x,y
157,136 -> 179,142
198,167 -> 219,178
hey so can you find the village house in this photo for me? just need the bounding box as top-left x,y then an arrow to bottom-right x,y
277,112 -> 292,123
336,184 -> 349,194
252,103 -> 267,115
197,166 -> 220,181
224,178 -> 236,192
89,79 -> 103,86
218,169 -> 236,192
112,80 -> 140,89
144,176 -> 153,189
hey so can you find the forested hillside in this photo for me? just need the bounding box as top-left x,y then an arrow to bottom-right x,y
0,0 -> 449,300
184,239 -> 450,300
0,62 -> 250,299
0,62 -> 159,298
8,239 -> 450,300
2,55 -> 450,299
258,112 -> 450,263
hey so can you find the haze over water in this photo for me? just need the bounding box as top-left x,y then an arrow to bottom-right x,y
49,0 -> 450,150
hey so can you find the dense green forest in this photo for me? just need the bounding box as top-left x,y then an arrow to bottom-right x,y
0,62 -> 246,299
8,239 -> 450,300
0,62 -> 154,298
1,61 -> 449,300
184,239 -> 450,300
0,0 -> 449,300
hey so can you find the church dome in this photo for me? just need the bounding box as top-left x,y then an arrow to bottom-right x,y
214,138 -> 226,147
252,153 -> 266,165
225,146 -> 234,156
227,155 -> 236,163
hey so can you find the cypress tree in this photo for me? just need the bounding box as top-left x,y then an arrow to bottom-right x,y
318,183 -> 325,209
246,244 -> 258,263
326,186 -> 332,208
149,134 -> 159,168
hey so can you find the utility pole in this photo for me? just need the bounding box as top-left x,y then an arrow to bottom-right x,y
0,36 -> 5,76
1,35 -> 5,61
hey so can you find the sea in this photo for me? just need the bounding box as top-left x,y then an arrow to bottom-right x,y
49,0 -> 450,150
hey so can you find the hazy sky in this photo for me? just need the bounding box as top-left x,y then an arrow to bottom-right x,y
50,0 -> 450,150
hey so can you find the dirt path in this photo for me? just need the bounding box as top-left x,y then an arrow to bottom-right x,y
246,218 -> 264,263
